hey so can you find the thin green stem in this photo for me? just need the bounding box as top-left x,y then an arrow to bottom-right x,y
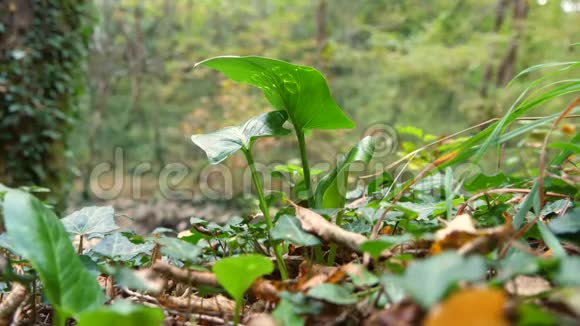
296,131 -> 325,263
242,148 -> 288,280
233,302 -> 241,326
296,131 -> 315,208
327,211 -> 344,265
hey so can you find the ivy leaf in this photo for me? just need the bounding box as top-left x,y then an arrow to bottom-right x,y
92,232 -> 153,261
0,186 -> 104,317
213,254 -> 273,304
272,299 -> 305,326
155,237 -> 202,262
191,110 -> 290,164
76,300 -> 164,326
271,215 -> 321,246
196,56 -> 355,131
315,136 -> 375,208
307,284 -> 358,305
400,251 -> 486,308
61,206 -> 118,237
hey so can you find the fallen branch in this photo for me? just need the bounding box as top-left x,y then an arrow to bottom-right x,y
152,261 -> 279,302
158,294 -> 235,317
152,261 -> 220,288
290,202 -> 367,253
0,283 -> 27,326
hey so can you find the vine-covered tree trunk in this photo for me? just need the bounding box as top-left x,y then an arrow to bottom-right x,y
0,0 -> 93,211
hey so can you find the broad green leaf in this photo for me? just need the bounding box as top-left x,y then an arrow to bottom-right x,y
155,237 -> 202,262
213,254 -> 273,303
307,284 -> 358,305
555,256 -> 580,286
549,208 -> 580,234
196,56 -> 355,131
61,206 -> 118,237
315,136 -> 374,208
0,186 -> 104,316
191,110 -> 290,164
497,250 -> 539,281
400,251 -> 486,307
271,214 -> 321,246
92,232 -> 153,261
76,300 -> 164,326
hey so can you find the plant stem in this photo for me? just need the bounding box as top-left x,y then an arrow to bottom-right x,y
296,131 -> 325,264
296,131 -> 315,208
326,211 -> 344,265
242,148 -> 288,280
233,301 -> 241,326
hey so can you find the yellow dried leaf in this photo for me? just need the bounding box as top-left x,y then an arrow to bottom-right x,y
424,288 -> 509,326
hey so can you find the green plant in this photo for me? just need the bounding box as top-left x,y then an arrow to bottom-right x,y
191,110 -> 290,278
0,55 -> 579,325
213,254 -> 274,325
1,185 -> 104,324
195,56 -> 355,207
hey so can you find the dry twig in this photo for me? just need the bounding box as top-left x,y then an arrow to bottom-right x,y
0,283 -> 28,326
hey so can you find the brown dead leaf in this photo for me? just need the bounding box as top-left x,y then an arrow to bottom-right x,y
379,225 -> 393,235
291,202 -> 367,252
431,213 -> 512,255
505,276 -> 551,297
424,287 -> 509,326
250,278 -> 279,303
364,299 -> 424,326
246,313 -> 277,326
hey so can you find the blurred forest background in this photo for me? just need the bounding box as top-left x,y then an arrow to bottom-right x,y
2,0 -> 579,226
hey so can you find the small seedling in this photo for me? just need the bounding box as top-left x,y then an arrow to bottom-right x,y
213,254 -> 274,325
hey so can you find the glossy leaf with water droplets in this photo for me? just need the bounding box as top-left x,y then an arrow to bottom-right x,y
196,56 -> 355,131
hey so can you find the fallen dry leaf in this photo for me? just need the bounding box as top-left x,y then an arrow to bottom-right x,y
431,213 -> 512,255
291,202 -> 367,253
424,287 -> 509,326
505,275 -> 552,296
364,300 -> 424,326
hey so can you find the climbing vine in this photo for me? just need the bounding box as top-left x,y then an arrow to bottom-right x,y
0,0 -> 94,210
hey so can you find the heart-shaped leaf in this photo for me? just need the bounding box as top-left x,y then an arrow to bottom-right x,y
400,251 -> 486,307
76,300 -> 164,326
62,206 -> 118,237
0,186 -> 104,317
155,237 -> 202,263
213,254 -> 273,304
315,136 -> 374,208
92,232 -> 153,261
271,214 -> 321,246
196,56 -> 355,132
191,110 -> 290,164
